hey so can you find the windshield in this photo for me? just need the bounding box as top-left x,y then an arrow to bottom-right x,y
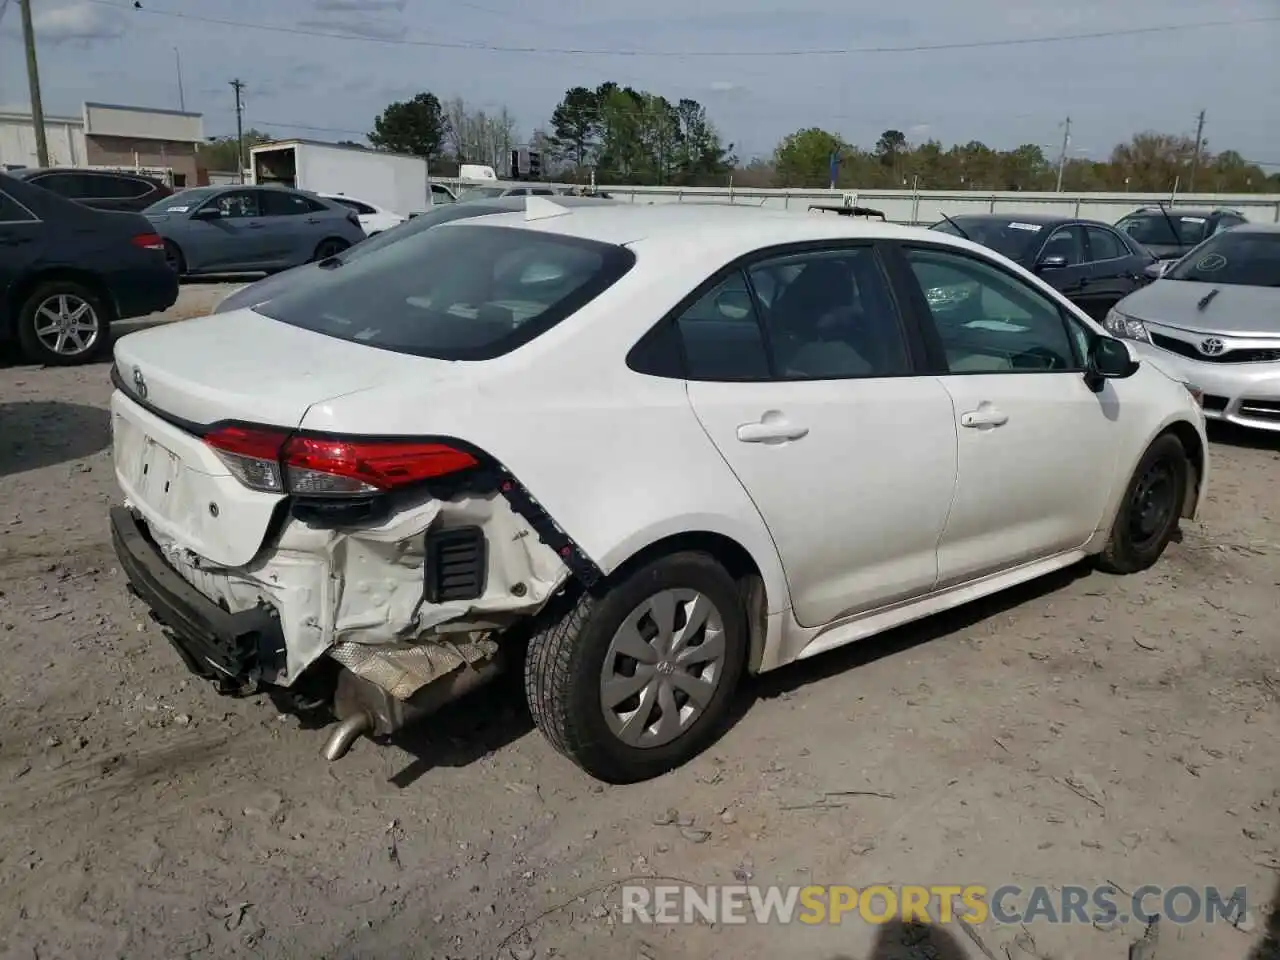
1164,231 -> 1280,287
458,186 -> 508,200
930,218 -> 1047,262
1116,212 -> 1209,247
144,188 -> 217,214
255,223 -> 636,360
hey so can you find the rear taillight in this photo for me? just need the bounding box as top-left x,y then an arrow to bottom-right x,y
204,425 -> 289,492
132,232 -> 165,251
203,425 -> 478,496
346,211 -> 362,229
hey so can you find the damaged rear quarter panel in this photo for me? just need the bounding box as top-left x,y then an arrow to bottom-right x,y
158,488 -> 570,686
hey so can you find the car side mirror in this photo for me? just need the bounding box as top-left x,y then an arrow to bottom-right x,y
1085,336 -> 1139,391
1036,254 -> 1069,272
191,206 -> 221,220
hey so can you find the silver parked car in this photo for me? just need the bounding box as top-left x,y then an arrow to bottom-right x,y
143,185 -> 366,276
1104,222 -> 1280,432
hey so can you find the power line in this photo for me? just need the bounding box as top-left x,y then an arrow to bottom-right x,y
87,2 -> 1280,58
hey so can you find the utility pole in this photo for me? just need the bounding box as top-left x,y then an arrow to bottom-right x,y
1054,116 -> 1071,193
1189,109 -> 1206,194
17,0 -> 49,168
174,48 -> 186,112
230,79 -> 246,182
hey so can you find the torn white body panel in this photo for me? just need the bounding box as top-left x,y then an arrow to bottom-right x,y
133,490 -> 570,689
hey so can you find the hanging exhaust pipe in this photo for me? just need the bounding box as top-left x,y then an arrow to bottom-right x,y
320,646 -> 509,761
322,711 -> 373,760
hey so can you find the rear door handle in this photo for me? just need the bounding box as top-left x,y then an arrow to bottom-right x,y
306,217 -> 321,224
737,420 -> 809,443
960,408 -> 1008,428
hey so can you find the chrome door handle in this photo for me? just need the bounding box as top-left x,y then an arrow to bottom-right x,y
960,409 -> 1008,428
737,421 -> 809,443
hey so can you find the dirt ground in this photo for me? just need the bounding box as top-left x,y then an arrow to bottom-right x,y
1,287 -> 1277,960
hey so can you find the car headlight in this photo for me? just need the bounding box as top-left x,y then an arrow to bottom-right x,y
1103,308 -> 1151,343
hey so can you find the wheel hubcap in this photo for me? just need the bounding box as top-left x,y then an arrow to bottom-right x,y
33,294 -> 99,356
1128,459 -> 1176,546
600,588 -> 727,749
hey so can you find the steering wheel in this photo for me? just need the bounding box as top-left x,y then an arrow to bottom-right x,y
1010,346 -> 1066,371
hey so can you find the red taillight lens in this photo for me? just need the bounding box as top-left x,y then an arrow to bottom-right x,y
202,425 -> 478,496
282,436 -> 478,496
132,232 -> 165,251
204,425 -> 289,492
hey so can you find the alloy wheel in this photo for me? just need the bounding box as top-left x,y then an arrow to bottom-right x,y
32,294 -> 101,357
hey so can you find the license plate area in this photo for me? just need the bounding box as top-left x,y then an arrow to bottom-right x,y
135,436 -> 184,511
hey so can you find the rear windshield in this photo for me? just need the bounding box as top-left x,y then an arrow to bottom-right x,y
1165,231 -> 1280,287
341,201 -> 510,261
930,217 -> 1047,262
255,223 -> 636,360
1116,212 -> 1209,247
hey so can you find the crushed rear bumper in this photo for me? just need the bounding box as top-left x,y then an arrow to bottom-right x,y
109,505 -> 283,692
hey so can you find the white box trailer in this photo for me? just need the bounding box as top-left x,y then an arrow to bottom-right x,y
250,139 -> 432,216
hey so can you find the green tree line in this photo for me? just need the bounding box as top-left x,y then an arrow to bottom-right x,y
200,91 -> 1277,193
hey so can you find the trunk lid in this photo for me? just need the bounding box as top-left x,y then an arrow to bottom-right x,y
112,309 -> 462,567
113,307 -> 460,428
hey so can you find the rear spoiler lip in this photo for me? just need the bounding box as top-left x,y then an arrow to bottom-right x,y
808,203 -> 887,221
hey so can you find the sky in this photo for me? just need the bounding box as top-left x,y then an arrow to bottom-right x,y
0,0 -> 1277,167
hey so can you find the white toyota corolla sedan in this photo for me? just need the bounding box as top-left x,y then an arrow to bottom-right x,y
108,199 -> 1209,783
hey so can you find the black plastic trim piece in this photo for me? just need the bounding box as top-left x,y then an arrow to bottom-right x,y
110,506 -> 284,692
493,469 -> 602,589
424,525 -> 488,603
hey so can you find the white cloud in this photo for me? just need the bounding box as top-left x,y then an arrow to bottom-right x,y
33,2 -> 124,45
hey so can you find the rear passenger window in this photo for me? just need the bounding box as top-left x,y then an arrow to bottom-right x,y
748,248 -> 910,379
676,272 -> 770,381
0,190 -> 35,221
1086,226 -> 1125,260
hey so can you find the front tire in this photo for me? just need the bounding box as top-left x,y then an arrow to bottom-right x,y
16,280 -> 112,366
525,552 -> 747,783
1095,432 -> 1189,574
312,238 -> 349,261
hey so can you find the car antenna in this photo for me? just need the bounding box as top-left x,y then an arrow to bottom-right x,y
1155,201 -> 1180,245
938,210 -> 971,240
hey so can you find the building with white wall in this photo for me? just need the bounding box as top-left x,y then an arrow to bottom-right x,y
0,101 -> 205,186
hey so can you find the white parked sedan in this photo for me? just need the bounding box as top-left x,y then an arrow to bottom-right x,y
318,193 -> 405,235
108,199 -> 1208,783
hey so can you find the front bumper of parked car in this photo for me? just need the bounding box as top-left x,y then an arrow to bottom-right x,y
1119,318 -> 1280,432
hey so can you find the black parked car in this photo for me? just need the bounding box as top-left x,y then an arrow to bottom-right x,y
929,213 -> 1157,320
0,172 -> 179,366
7,167 -> 173,213
1114,206 -> 1248,261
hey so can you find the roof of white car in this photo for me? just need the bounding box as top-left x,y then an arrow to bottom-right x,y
452,199 -> 952,254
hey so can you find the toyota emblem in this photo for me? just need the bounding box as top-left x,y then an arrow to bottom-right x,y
132,366 -> 148,399
1199,338 -> 1226,356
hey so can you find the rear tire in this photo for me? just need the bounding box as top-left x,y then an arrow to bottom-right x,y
163,240 -> 186,276
524,551 -> 747,784
16,280 -> 113,367
312,238 -> 349,261
1094,432 -> 1188,574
